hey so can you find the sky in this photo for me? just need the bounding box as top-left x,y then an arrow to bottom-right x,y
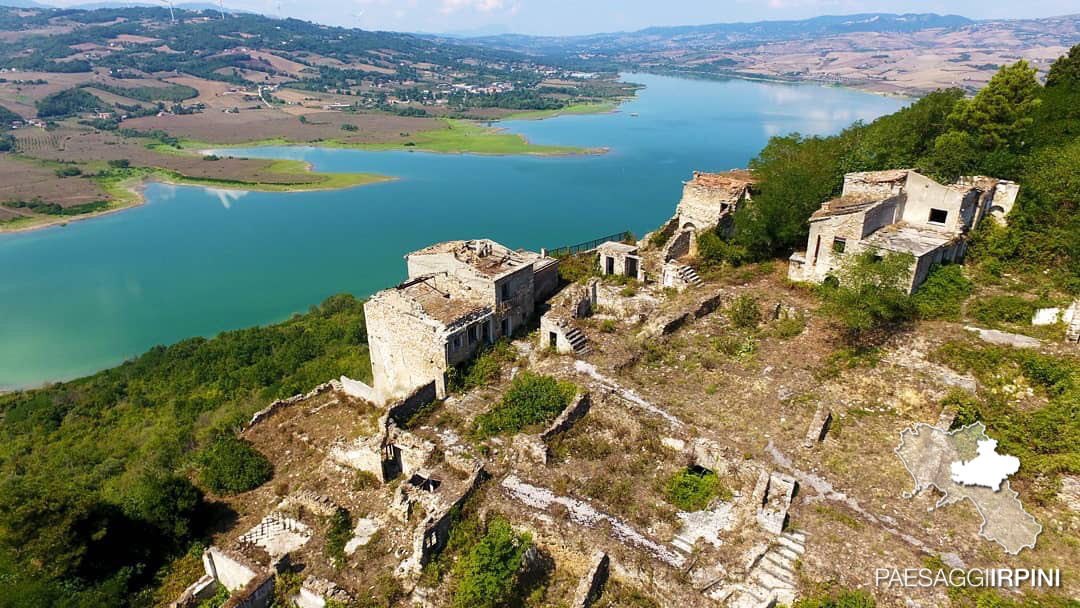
51,0 -> 1080,35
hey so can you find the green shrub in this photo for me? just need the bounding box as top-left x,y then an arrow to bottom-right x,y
648,228 -> 671,248
968,295 -> 1036,326
557,253 -> 598,283
729,293 -> 762,329
772,314 -> 806,339
663,467 -> 723,511
474,373 -> 576,437
325,507 -> 352,567
354,470 -> 380,490
912,264 -> 973,320
54,166 -> 82,177
341,123 -> 358,132
197,436 -> 273,495
599,319 -> 616,333
819,250 -> 915,349
698,231 -> 747,267
792,588 -> 875,608
451,517 -> 531,608
448,340 -> 516,392
107,159 -> 130,169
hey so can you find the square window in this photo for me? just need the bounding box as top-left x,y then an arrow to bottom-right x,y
468,325 -> 477,344
832,238 -> 846,254
929,208 -> 948,224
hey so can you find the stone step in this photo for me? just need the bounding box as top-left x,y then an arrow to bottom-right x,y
759,558 -> 796,586
783,529 -> 808,543
671,535 -> 695,553
733,583 -> 773,607
775,545 -> 800,562
762,553 -> 796,578
776,535 -> 805,555
752,566 -> 793,592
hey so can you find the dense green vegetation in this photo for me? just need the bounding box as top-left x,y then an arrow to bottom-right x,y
933,343 -> 1080,478
818,250 -> 916,348
3,199 -> 108,216
324,507 -> 353,568
911,264 -> 974,320
0,294 -> 370,605
196,436 -> 273,495
451,517 -> 532,608
35,88 -> 108,118
81,83 -> 199,103
0,103 -> 20,126
718,52 -> 1080,292
663,467 -> 727,511
473,373 -> 577,437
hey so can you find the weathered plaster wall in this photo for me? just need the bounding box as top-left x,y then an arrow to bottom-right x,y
365,292 -> 449,401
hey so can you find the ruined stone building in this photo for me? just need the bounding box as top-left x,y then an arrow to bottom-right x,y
660,170 -> 756,261
596,241 -> 644,281
365,239 -> 559,401
787,169 -> 1020,294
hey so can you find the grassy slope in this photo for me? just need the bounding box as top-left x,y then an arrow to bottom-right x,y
185,119 -> 604,155
0,160 -> 391,233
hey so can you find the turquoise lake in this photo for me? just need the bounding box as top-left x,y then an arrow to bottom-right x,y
0,74 -> 906,388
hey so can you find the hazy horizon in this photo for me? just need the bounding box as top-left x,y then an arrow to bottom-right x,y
38,0 -> 1079,36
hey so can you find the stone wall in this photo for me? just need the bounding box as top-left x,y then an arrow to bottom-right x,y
533,259 -> 561,302
386,380 -> 437,426
203,547 -> 259,593
662,228 -> 694,261
539,313 -> 578,355
674,174 -> 747,232
365,290 -> 450,402
244,381 -> 338,431
571,551 -> 610,608
900,172 -> 979,233
540,392 -> 592,443
222,572 -> 274,608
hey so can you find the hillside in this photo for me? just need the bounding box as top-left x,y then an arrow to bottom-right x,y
446,12 -> 1080,96
0,5 -> 632,230
1,49 -> 1078,607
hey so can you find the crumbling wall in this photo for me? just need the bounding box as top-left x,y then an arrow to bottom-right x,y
244,381 -> 338,431
540,392 -> 592,442
169,574 -> 217,608
571,551 -> 610,608
540,314 -> 578,355
222,572 -> 274,608
365,292 -> 448,402
988,180 -> 1020,225
203,547 -> 259,592
386,381 -> 437,426
662,229 -> 694,261
413,467 -> 489,569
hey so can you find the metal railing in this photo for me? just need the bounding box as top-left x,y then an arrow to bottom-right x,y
547,231 -> 633,257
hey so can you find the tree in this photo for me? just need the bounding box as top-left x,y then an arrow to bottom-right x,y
452,518 -> 530,608
197,436 -> 273,495
734,133 -> 850,258
124,472 -> 203,547
945,61 -> 1042,152
1046,43 -> 1080,89
819,250 -> 915,348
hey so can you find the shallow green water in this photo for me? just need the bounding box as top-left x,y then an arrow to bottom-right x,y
0,74 -> 906,388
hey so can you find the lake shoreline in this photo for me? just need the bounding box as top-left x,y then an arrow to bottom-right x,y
0,166 -> 396,235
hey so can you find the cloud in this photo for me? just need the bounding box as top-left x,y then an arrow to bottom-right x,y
440,0 -> 507,14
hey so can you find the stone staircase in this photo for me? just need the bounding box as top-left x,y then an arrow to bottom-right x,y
727,530 -> 806,608
564,326 -> 592,355
677,265 -> 704,288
